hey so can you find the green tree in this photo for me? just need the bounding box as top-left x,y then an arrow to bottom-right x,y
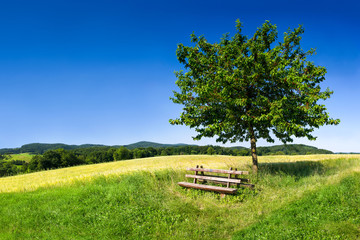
146,147 -> 157,157
132,149 -> 144,159
160,149 -> 168,156
43,150 -> 62,168
114,147 -> 131,161
239,149 -> 250,156
207,146 -> 215,155
170,20 -> 339,172
61,151 -> 83,167
28,155 -> 41,171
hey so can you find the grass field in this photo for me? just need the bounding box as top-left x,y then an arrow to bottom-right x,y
4,153 -> 33,162
0,154 -> 359,239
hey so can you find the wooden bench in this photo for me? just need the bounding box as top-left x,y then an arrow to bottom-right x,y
178,165 -> 254,194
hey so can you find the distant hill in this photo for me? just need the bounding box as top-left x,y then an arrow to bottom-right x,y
229,144 -> 333,155
0,143 -> 106,154
0,141 -> 333,155
0,142 -> 192,154
124,141 -> 190,150
256,144 -> 333,155
229,146 -> 251,150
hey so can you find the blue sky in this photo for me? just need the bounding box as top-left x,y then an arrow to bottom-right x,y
1,0 -> 359,152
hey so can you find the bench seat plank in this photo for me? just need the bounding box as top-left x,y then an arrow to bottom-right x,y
186,168 -> 249,175
185,174 -> 242,184
198,174 -> 250,182
203,180 -> 255,188
178,182 -> 237,194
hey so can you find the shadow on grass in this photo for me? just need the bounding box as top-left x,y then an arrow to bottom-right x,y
258,161 -> 325,179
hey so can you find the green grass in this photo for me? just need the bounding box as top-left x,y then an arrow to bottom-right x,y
233,172 -> 360,240
0,156 -> 359,239
5,153 -> 33,162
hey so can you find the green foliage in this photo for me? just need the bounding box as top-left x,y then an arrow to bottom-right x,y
0,143 -> 106,154
85,149 -> 115,164
237,149 -> 251,156
170,20 -> 339,153
113,146 -> 132,160
0,154 -> 28,176
27,149 -> 86,172
257,144 -> 332,156
0,160 -> 22,176
124,141 -> 189,150
132,148 -> 150,159
207,146 -> 216,155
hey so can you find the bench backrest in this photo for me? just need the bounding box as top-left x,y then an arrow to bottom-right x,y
186,165 -> 250,188
179,165 -> 255,193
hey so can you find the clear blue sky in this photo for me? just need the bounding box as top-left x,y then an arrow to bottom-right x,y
1,0 -> 359,152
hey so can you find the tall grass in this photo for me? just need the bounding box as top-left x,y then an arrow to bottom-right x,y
0,155 -> 241,193
0,155 -> 359,239
1,154 -> 357,193
233,172 -> 360,240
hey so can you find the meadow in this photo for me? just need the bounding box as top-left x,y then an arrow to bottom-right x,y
0,154 -> 359,239
3,153 -> 33,162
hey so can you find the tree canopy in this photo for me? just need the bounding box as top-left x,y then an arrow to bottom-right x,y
170,20 -> 340,172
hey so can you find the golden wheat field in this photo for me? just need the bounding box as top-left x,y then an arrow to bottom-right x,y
0,154 -> 359,193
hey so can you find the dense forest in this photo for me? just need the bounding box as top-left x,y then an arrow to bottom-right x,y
0,142 -> 333,177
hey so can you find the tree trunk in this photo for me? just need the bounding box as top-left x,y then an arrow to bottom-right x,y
249,126 -> 258,173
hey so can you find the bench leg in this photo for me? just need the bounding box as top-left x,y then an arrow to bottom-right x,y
227,167 -> 232,188
193,165 -> 199,184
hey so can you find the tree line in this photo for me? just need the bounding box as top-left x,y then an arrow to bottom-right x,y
0,144 -> 332,177
0,145 -> 242,177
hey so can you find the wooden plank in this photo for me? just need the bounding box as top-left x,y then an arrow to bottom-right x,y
195,180 -> 255,189
187,168 -> 249,175
198,174 -> 250,182
185,174 -> 242,184
203,180 -> 238,186
178,182 -> 237,194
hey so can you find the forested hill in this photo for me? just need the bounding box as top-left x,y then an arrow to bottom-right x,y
124,141 -> 190,149
0,142 -> 187,154
0,143 -> 106,154
0,142 -> 188,154
256,144 -> 333,155
0,141 -> 332,155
